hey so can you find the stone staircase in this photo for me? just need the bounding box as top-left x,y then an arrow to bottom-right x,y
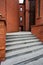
1,32 -> 43,65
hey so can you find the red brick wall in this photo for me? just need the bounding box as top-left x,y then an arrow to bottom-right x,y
36,0 -> 43,25
0,20 -> 6,61
0,0 -> 19,32
0,0 -> 6,18
31,25 -> 43,42
6,0 -> 19,32
31,0 -> 43,42
40,0 -> 43,24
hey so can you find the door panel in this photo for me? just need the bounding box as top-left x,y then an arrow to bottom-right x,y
29,0 -> 36,31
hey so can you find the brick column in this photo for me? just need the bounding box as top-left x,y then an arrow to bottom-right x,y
25,0 -> 29,31
0,16 -> 6,61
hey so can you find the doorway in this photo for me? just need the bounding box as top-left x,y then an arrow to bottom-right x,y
29,0 -> 36,31
19,25 -> 23,31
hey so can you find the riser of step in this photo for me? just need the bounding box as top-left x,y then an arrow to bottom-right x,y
6,41 -> 42,51
6,42 -> 42,49
6,39 -> 40,46
6,35 -> 35,38
1,49 -> 43,65
6,34 -> 32,36
6,37 -> 37,42
6,41 -> 42,47
6,44 -> 43,58
6,32 -> 32,35
6,36 -> 36,39
6,39 -> 39,42
6,40 -> 39,46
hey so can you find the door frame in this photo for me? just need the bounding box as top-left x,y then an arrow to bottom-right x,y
29,0 -> 36,31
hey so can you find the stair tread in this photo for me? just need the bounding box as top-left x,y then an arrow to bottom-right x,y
6,38 -> 39,42
6,44 -> 43,58
6,41 -> 42,46
6,39 -> 40,45
6,37 -> 36,40
6,41 -> 41,47
6,36 -> 35,40
6,35 -> 34,38
6,32 -> 32,35
6,42 -> 42,51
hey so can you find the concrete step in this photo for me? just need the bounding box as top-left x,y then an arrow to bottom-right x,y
6,43 -> 43,58
1,32 -> 43,65
6,37 -> 37,42
6,40 -> 41,51
6,35 -> 35,39
1,49 -> 43,65
6,41 -> 42,47
6,34 -> 33,36
6,36 -> 36,39
6,39 -> 40,46
6,32 -> 32,36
